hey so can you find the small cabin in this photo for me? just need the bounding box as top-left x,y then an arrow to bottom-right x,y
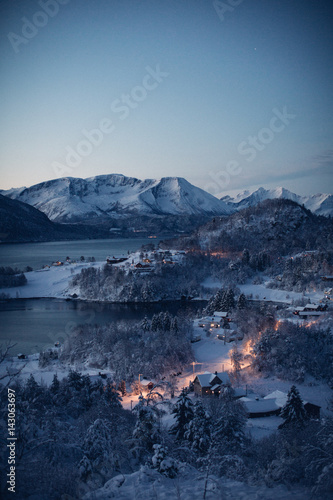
193,371 -> 230,397
264,390 -> 321,420
304,402 -> 321,419
240,397 -> 281,418
141,379 -> 155,391
293,303 -> 326,317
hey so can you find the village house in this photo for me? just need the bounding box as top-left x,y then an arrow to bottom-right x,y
293,303 -> 327,318
240,396 -> 281,418
264,389 -> 321,419
240,390 -> 321,419
193,371 -> 230,396
133,262 -> 153,274
198,312 -> 230,329
140,379 -> 155,392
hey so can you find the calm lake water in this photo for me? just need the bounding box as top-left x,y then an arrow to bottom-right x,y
0,238 -> 161,271
0,299 -> 206,356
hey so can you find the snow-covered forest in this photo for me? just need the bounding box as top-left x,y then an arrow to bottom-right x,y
51,313 -> 194,381
0,267 -> 27,288
1,368 -> 332,499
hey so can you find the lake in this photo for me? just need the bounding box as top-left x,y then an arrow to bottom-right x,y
0,298 -> 206,356
0,237 -> 161,271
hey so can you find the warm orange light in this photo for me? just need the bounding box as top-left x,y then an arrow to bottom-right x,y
274,320 -> 282,331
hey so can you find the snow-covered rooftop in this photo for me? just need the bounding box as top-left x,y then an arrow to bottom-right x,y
241,398 -> 281,414
214,311 -> 228,318
264,390 -> 288,408
196,371 -> 230,387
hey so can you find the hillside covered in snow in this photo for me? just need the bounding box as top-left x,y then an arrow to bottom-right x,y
1,174 -> 231,223
169,198 -> 333,255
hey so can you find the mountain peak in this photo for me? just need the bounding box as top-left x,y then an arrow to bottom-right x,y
0,174 -> 231,222
220,186 -> 333,217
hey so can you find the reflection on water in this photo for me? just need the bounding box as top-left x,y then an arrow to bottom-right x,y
0,298 -> 205,355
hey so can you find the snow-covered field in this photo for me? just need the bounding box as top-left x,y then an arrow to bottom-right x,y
0,261 -> 101,299
202,277 -> 324,304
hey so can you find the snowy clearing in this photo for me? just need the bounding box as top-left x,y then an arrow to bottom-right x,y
82,465 -> 312,500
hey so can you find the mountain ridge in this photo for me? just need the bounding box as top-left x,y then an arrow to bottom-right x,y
221,186 -> 333,216
1,174 -> 231,223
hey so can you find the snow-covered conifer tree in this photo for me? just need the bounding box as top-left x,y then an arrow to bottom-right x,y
50,374 -> 60,395
103,380 -> 122,408
184,400 -> 211,454
140,315 -> 150,332
226,289 -> 235,310
170,388 -> 194,441
279,385 -> 306,428
151,444 -> 178,478
211,400 -> 247,455
132,395 -> 160,457
237,293 -> 247,309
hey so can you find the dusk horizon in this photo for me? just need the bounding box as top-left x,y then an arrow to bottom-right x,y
1,0 -> 332,196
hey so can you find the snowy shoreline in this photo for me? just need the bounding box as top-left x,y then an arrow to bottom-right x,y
0,261 -> 324,304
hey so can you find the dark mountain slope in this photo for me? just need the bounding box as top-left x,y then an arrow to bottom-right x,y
0,194 -> 109,243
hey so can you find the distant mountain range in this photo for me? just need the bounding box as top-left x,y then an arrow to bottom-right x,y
1,175 -> 231,223
2,178 -> 332,225
221,187 -> 333,217
1,176 -> 332,243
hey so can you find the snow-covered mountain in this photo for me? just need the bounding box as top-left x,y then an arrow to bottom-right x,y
1,174 -> 231,223
220,187 -> 333,216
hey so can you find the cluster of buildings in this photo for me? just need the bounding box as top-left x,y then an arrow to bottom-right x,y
123,249 -> 186,275
192,371 -> 320,419
293,303 -> 328,318
197,312 -> 243,343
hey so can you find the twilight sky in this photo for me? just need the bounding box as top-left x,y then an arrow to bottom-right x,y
1,0 -> 332,196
